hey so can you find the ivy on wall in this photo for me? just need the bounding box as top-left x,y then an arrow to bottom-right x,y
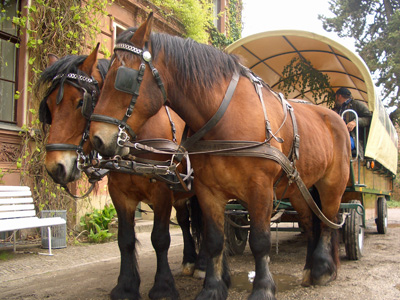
150,0 -> 213,43
149,0 -> 242,48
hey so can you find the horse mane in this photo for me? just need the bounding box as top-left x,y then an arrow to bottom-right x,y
37,55 -> 109,124
117,28 -> 246,93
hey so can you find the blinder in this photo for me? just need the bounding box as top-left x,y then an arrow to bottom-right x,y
114,66 -> 140,95
81,88 -> 94,120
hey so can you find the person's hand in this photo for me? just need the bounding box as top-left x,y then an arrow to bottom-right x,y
347,120 -> 356,132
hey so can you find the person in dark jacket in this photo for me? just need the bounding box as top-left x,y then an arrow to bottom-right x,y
333,87 -> 372,159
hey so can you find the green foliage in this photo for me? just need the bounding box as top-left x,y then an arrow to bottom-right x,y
80,203 -> 117,243
0,251 -> 14,261
319,0 -> 400,121
388,199 -> 400,208
151,0 -> 213,43
225,0 -> 242,42
278,56 -> 336,106
208,0 -> 242,49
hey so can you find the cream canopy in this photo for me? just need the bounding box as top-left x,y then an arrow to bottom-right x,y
226,30 -> 398,175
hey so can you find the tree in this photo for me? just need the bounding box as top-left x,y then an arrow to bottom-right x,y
319,0 -> 400,124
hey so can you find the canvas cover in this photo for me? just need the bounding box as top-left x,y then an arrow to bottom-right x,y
226,30 -> 398,174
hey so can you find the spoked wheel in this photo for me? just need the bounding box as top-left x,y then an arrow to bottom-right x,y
376,197 -> 388,234
224,214 -> 249,256
344,200 -> 364,260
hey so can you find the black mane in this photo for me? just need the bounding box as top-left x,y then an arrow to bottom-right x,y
37,55 -> 109,124
116,29 -> 244,90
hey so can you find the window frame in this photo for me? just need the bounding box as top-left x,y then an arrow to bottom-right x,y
0,0 -> 20,125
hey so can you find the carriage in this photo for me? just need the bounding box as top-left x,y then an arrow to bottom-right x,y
223,30 -> 398,260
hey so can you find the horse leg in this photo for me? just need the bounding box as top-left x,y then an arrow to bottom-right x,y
175,198 -> 198,276
309,185 -> 341,286
194,186 -> 230,300
288,189 -> 317,287
193,238 -> 207,279
108,181 -> 141,300
247,186 -> 276,300
148,190 -> 179,300
187,195 -> 207,279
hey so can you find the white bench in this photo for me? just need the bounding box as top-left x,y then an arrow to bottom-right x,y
0,186 -> 66,255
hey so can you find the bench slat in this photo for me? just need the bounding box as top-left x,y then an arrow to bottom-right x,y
0,216 -> 66,232
0,210 -> 36,220
0,186 -> 30,192
0,197 -> 34,205
0,204 -> 35,212
0,191 -> 32,198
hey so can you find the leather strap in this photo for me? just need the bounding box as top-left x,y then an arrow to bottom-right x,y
46,144 -> 80,151
90,113 -> 137,140
185,140 -> 343,229
178,71 -> 240,156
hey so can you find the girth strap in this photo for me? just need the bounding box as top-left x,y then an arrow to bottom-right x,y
185,140 -> 343,229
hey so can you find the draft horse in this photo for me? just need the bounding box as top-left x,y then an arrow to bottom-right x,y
89,14 -> 351,300
38,44 -> 205,300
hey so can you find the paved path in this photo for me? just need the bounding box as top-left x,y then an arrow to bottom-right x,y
0,220 -> 183,283
1,209 -> 399,300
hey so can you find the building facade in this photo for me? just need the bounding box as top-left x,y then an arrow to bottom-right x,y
0,0 -> 232,225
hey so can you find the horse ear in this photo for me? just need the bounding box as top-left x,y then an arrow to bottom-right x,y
80,43 -> 100,76
47,54 -> 59,67
130,12 -> 153,48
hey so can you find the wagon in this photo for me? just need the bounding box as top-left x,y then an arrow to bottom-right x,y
223,30 -> 398,260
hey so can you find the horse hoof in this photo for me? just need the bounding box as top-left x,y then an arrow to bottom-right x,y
301,269 -> 312,287
182,263 -> 195,276
312,272 -> 335,286
193,269 -> 206,279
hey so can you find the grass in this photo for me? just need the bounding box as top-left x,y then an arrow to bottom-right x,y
0,251 -> 14,261
388,200 -> 400,208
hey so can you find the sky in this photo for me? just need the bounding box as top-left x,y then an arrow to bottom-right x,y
241,0 -> 356,51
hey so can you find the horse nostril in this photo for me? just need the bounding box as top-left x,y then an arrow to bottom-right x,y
55,163 -> 67,179
92,135 -> 104,152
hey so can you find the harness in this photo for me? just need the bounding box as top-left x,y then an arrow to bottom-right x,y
89,42 -> 344,229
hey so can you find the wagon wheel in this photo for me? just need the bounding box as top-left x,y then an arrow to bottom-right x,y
376,197 -> 388,234
344,200 -> 364,260
224,215 -> 248,256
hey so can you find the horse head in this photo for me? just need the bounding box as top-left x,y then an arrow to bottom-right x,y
39,44 -> 107,185
90,13 -> 168,157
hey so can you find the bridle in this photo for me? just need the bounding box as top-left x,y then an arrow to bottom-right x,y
90,43 -> 168,147
44,72 -> 100,170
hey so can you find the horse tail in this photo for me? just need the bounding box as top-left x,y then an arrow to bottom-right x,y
310,186 -> 322,237
189,195 -> 203,249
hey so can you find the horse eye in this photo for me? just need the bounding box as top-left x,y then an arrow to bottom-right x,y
76,99 -> 83,109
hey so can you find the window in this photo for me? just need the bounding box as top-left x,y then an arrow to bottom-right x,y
113,22 -> 126,45
0,0 -> 19,123
213,0 -> 220,30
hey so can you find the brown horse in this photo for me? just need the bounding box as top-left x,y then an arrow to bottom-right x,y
89,14 -> 351,300
38,44 -> 205,300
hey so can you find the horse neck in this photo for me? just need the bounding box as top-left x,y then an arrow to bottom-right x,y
164,71 -> 232,133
